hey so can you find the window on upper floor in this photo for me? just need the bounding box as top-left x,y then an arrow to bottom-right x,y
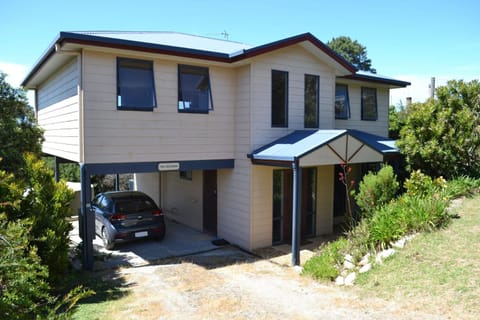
361,87 -> 378,120
304,74 -> 319,128
117,58 -> 156,111
335,84 -> 350,119
272,70 -> 288,127
178,65 -> 213,113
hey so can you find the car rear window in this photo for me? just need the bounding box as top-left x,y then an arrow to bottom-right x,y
114,197 -> 156,213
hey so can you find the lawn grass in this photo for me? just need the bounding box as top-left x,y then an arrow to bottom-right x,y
66,269 -> 129,320
354,194 -> 480,318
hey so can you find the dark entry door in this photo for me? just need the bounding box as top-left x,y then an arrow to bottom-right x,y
272,168 -> 316,245
203,170 -> 217,234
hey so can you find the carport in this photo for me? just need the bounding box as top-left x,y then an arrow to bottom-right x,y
249,129 -> 399,266
66,159 -> 234,270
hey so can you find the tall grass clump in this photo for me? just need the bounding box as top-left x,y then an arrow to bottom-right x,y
444,176 -> 480,198
303,237 -> 348,280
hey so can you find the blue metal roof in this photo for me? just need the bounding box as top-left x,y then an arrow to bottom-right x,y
70,31 -> 253,57
342,70 -> 410,87
250,130 -> 346,162
347,129 -> 399,154
250,129 -> 398,163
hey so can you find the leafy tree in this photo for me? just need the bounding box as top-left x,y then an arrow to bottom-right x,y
0,73 -> 92,318
397,80 -> 480,178
327,36 -> 376,73
388,104 -> 407,139
0,72 -> 43,177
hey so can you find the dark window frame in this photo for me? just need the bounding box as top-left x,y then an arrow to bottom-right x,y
179,170 -> 193,181
304,74 -> 320,128
178,64 -> 214,114
335,84 -> 350,119
116,57 -> 157,111
271,70 -> 289,127
361,87 -> 378,121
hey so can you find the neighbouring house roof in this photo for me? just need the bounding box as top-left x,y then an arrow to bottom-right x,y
249,129 -> 399,166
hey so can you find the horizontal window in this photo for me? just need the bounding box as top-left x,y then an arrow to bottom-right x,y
335,84 -> 350,119
361,87 -> 378,120
117,58 -> 156,111
178,65 -> 213,113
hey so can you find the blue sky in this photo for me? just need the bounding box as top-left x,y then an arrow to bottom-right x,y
1,0 -> 478,104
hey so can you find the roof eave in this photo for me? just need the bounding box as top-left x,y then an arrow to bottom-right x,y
340,73 -> 410,88
232,33 -> 357,74
22,32 -> 363,89
21,31 -> 234,88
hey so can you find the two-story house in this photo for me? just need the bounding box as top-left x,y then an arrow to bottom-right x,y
22,31 -> 409,267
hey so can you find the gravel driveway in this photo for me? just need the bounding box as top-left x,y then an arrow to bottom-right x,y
101,246 -> 447,320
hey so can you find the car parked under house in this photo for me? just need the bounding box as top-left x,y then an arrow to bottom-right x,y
22,31 -> 409,267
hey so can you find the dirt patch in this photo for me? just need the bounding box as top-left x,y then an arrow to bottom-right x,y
101,246 -> 446,319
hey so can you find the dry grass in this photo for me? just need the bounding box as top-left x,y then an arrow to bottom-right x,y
354,194 -> 480,319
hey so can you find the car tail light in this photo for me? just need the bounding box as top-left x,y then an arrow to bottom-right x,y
111,214 -> 126,221
152,209 -> 163,216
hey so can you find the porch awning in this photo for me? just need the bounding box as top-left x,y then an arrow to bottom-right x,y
248,129 -> 398,167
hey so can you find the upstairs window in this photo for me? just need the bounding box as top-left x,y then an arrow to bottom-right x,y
117,58 -> 156,111
178,65 -> 213,113
271,70 -> 288,127
335,84 -> 350,119
304,74 -> 319,128
361,87 -> 378,120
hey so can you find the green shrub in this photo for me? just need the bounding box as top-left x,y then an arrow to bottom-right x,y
368,193 -> 449,249
0,218 -> 53,319
20,154 -> 74,283
404,170 -> 446,197
368,202 -> 406,249
302,238 -> 348,280
1,162 -> 92,319
355,165 -> 399,219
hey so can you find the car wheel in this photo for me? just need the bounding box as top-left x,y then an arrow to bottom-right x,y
101,227 -> 114,250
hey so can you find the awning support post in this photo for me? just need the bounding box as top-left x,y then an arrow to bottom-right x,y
291,159 -> 302,266
80,164 -> 94,271
115,173 -> 120,191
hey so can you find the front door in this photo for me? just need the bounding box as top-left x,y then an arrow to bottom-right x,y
203,170 -> 217,234
272,168 -> 316,245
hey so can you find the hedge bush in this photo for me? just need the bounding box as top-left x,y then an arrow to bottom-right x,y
355,165 -> 399,219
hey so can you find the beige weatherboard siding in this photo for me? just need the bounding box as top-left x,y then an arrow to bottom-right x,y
250,46 -> 337,150
81,50 -> 236,164
215,65 -> 253,249
334,81 -> 390,137
36,57 -> 81,162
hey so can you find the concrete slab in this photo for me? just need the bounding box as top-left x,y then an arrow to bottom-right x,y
70,218 -> 220,270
